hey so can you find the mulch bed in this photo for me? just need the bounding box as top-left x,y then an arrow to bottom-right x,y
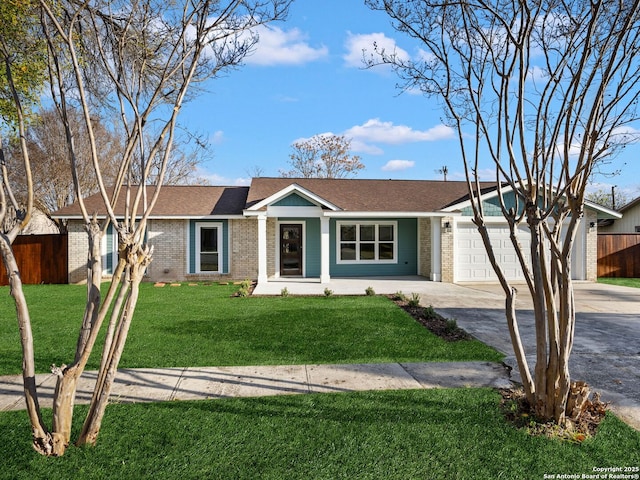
387,295 -> 472,342
499,387 -> 609,442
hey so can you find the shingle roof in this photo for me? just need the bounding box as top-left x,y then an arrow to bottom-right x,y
52,185 -> 249,217
246,177 -> 493,212
52,178 -> 499,217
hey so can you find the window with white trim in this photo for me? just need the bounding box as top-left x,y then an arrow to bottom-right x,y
337,221 -> 397,263
195,222 -> 222,273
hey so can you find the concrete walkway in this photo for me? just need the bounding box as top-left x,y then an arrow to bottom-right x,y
0,362 -> 511,412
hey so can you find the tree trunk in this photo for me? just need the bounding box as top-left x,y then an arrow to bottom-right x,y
77,243 -> 151,446
0,233 -> 52,455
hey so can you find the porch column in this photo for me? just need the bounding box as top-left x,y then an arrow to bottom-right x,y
320,216 -> 330,283
257,214 -> 268,284
430,218 -> 442,282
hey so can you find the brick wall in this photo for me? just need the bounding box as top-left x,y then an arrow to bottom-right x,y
418,218 -> 431,277
229,218 -> 259,280
441,217 -> 454,283
146,219 -> 187,282
68,221 -> 88,284
267,218 -> 276,277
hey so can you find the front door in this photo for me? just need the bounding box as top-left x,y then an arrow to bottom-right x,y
280,224 -> 303,276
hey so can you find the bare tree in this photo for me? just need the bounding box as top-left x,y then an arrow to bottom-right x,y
280,134 -> 365,178
586,187 -> 630,210
3,107 -> 122,233
367,0 -> 640,425
1,0 -> 291,456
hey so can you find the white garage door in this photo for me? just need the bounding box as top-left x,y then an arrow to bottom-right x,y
455,222 -> 531,282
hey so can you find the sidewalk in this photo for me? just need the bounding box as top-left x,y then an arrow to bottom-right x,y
0,362 -> 512,411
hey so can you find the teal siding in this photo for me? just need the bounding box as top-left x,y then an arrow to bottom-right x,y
460,191 -> 550,216
329,218 -> 417,276
188,220 -> 228,273
273,193 -> 316,207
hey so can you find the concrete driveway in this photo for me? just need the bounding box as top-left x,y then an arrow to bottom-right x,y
422,282 -> 640,430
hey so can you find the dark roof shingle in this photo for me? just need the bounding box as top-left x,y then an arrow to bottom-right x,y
52,178 -> 499,217
53,185 -> 249,217
246,177 -> 493,212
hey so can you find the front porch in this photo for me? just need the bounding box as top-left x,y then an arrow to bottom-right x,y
252,275 -> 433,296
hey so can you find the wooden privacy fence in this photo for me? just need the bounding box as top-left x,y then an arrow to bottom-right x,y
597,234 -> 640,278
0,234 -> 68,285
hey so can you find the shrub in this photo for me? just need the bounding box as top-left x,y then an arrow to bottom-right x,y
445,318 -> 458,334
408,292 -> 421,307
237,287 -> 249,297
423,305 -> 437,319
365,286 -> 376,296
281,287 -> 290,297
323,288 -> 333,298
392,291 -> 407,302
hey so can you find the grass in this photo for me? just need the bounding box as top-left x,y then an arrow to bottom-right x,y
0,283 -> 503,376
1,284 -> 638,476
598,277 -> 640,288
0,388 -> 638,479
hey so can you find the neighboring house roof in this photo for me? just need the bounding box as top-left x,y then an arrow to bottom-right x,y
52,185 -> 249,218
618,196 -> 640,213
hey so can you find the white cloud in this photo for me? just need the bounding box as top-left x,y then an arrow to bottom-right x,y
246,25 -> 328,66
343,32 -> 409,69
275,94 -> 299,103
210,130 -> 225,145
527,65 -> 548,83
296,120 -> 454,156
382,160 -> 415,171
345,118 -> 455,146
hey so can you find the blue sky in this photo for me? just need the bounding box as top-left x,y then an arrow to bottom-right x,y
182,1 -> 640,200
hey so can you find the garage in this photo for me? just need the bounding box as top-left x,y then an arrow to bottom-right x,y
455,222 -> 532,282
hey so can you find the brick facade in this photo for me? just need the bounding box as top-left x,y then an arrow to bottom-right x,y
146,219 -> 187,282
440,217 -> 455,283
68,221 -> 89,284
417,218 -> 431,277
229,218 -> 259,280
65,210 -> 600,284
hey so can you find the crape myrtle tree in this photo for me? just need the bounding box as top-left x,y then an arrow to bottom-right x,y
366,0 -> 640,425
1,0 -> 291,456
280,134 -> 365,178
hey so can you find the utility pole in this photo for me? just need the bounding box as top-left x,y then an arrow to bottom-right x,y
612,185 -> 616,210
436,166 -> 448,181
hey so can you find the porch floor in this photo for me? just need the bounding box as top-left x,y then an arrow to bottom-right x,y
252,276 -> 438,296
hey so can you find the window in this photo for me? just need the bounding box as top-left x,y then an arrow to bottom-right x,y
195,222 -> 222,273
337,221 -> 397,263
635,226 -> 640,233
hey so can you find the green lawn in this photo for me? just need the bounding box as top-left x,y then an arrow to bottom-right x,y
598,277 -> 640,288
1,283 -> 638,476
1,388 -> 638,480
0,283 -> 502,376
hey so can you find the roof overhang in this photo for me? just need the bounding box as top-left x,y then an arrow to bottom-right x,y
323,211 -> 461,218
52,214 -> 246,220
